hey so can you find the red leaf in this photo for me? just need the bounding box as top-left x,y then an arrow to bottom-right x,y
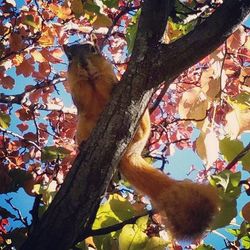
17,123 -> 29,132
16,58 -> 34,77
16,108 -> 33,121
1,76 -> 15,89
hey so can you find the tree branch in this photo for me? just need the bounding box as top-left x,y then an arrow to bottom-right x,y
77,211 -> 152,242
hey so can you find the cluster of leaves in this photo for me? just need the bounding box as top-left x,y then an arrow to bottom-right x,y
0,0 -> 250,249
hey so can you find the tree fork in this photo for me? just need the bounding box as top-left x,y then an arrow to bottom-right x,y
21,0 -> 250,249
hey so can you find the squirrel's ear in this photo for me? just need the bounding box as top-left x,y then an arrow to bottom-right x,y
89,34 -> 100,53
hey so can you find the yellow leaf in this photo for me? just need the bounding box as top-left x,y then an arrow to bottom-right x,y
39,27 -> 55,46
31,50 -> 46,63
12,54 -> 24,66
178,87 -> 208,120
227,26 -> 246,51
225,108 -> 250,139
85,237 -> 96,248
92,13 -> 112,28
196,132 -> 206,161
49,3 -> 72,20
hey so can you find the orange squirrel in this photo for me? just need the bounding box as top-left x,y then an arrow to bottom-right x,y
64,43 -> 219,240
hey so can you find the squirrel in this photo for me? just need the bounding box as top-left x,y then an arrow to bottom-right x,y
63,43 -> 220,241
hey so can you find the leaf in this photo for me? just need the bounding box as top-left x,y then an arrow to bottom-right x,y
93,194 -> 134,230
126,9 -> 140,54
15,108 -> 33,121
219,137 -> 244,162
242,235 -> 250,249
211,199 -> 237,229
242,151 -> 250,172
210,170 -> 241,194
38,62 -> 51,77
225,108 -> 250,139
49,3 -> 72,20
227,26 -> 246,51
93,194 -> 135,250
9,169 -> 33,188
196,130 -> 219,165
15,58 -> 34,77
23,15 -> 38,29
84,1 -> 100,14
1,76 -> 15,89
0,207 -> 15,219
41,146 -> 71,162
31,50 -> 46,63
92,13 -> 112,28
178,87 -> 208,120
102,0 -> 118,8
70,0 -> 84,18
16,123 -> 29,132
12,54 -> 24,67
38,27 -> 55,47
9,33 -> 23,51
119,217 -> 148,250
163,18 -> 195,43
210,170 -> 241,229
0,112 -> 10,129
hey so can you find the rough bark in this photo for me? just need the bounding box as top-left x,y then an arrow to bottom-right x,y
21,0 -> 250,249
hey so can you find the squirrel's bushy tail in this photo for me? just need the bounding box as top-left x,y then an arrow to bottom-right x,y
120,110 -> 219,240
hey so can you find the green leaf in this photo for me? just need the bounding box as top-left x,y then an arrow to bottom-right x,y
196,244 -> 215,250
242,150 -> 250,172
210,171 -> 241,229
228,92 -> 250,110
41,146 -> 71,162
136,215 -> 148,231
93,194 -> 135,249
125,9 -> 141,53
227,228 -> 241,237
211,199 -> 237,229
93,194 -> 134,230
84,2 -> 100,14
0,206 -> 15,219
23,15 -> 37,29
219,137 -> 244,162
102,0 -> 118,8
0,112 -> 11,129
210,170 -> 241,195
119,218 -> 148,250
242,235 -> 250,249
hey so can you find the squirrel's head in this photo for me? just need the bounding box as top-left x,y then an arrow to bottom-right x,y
63,43 -> 100,68
63,43 -> 117,84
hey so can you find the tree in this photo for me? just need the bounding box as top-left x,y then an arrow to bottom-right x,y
0,0 -> 250,249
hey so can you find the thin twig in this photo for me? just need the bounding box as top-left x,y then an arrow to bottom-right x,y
0,127 -> 41,151
5,198 -> 29,228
